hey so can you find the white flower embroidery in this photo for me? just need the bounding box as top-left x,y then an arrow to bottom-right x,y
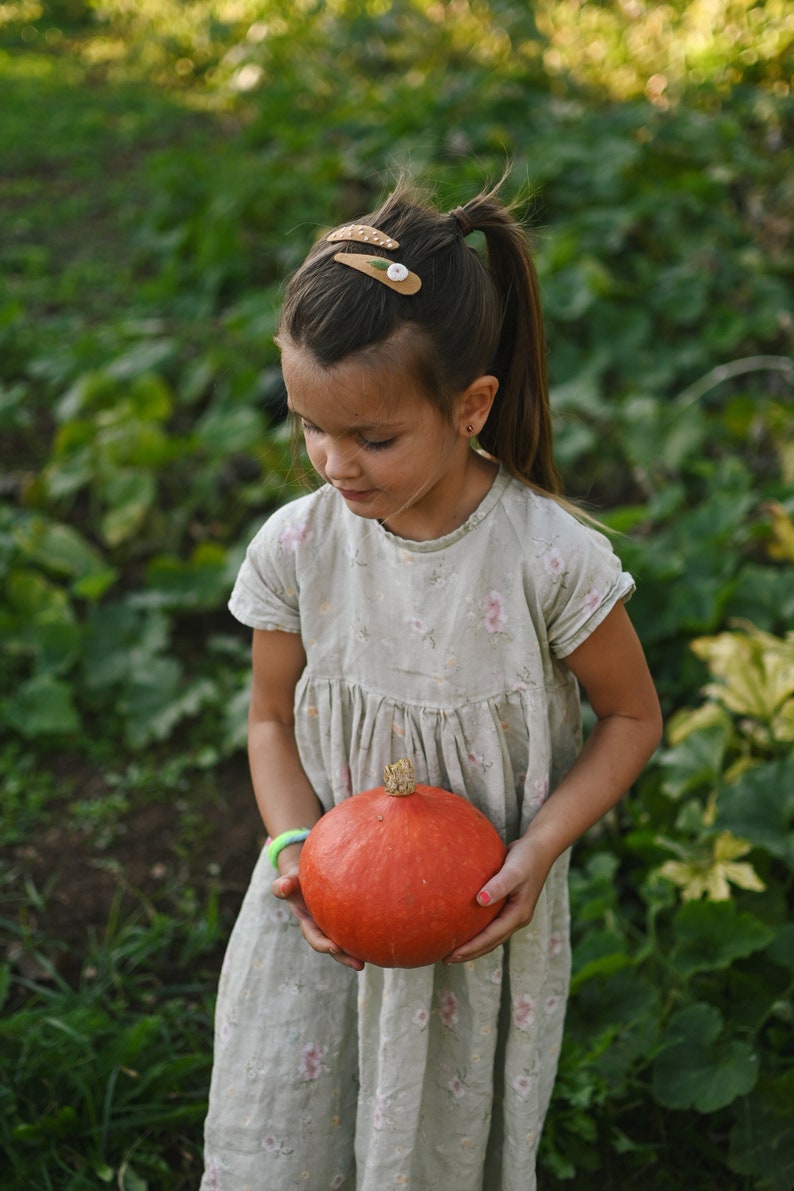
481,590 -> 508,634
279,522 -> 310,549
583,585 -> 603,613
448,1075 -> 466,1099
513,1071 -> 534,1100
411,616 -> 430,637
440,989 -> 460,1028
261,1134 -> 281,1153
373,1091 -> 387,1130
512,993 -> 537,1032
298,1042 -> 324,1081
543,546 -> 564,577
544,994 -> 562,1016
549,932 -> 564,957
413,1007 -> 430,1029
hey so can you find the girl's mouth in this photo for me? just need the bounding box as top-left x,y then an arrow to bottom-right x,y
337,488 -> 377,502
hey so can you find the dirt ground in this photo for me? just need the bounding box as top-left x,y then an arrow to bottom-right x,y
2,754 -> 263,992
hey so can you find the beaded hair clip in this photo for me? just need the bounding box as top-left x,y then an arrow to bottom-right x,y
326,223 -> 422,294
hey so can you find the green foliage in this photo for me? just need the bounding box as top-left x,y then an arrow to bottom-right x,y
1,1 -> 792,1187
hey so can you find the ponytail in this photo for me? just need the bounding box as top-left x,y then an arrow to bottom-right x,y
452,189 -> 561,496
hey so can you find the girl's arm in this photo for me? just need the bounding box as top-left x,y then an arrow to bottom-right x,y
446,602 -> 663,964
248,628 -> 364,970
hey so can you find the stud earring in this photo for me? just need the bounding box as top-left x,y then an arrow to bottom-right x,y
466,424 -> 474,434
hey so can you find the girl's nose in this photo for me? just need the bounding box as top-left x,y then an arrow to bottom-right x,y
324,439 -> 361,482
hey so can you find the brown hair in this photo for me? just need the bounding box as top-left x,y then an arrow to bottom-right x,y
276,178 -> 561,496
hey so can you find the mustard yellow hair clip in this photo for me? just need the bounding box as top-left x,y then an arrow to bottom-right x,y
332,252 -> 422,294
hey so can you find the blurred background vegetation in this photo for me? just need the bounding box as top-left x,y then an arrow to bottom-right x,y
1,1 -> 792,1188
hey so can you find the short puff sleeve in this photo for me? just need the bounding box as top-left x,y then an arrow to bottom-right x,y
228,502 -> 307,634
529,502 -> 635,659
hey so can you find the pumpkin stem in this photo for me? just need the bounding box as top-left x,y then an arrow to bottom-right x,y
383,758 -> 416,796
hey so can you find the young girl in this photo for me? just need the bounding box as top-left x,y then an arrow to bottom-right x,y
201,181 -> 662,1191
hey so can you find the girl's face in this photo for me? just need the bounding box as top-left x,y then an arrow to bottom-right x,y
281,340 -> 480,541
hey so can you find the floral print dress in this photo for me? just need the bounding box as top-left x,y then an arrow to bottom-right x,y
201,468 -> 634,1191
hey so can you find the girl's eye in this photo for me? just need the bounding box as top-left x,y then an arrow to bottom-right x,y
362,437 -> 395,452
301,420 -> 321,436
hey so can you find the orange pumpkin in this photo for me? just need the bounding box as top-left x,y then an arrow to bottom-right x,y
299,758 -> 507,968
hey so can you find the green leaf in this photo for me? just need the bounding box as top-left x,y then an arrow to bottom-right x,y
144,543 -> 232,610
765,923 -> 794,972
653,1003 -> 759,1112
12,516 -> 106,581
659,721 -> 730,799
3,674 -> 81,737
716,759 -> 794,867
100,471 -> 157,547
729,1086 -> 794,1191
671,900 -> 775,977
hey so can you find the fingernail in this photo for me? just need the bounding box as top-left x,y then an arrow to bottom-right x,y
280,879 -> 289,896
478,890 -> 491,906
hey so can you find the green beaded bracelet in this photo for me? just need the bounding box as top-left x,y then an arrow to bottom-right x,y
266,828 -> 312,869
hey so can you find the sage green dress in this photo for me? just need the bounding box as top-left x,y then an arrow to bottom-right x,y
201,469 -> 634,1191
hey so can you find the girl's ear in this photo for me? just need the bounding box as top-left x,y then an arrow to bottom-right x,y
456,375 -> 499,439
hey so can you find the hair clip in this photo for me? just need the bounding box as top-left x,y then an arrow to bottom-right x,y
326,223 -> 399,250
333,252 -> 422,294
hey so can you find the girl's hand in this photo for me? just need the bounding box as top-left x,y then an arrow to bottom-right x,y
443,834 -> 554,964
272,865 -> 365,972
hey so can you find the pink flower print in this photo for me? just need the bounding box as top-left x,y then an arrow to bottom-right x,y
413,1006 -> 430,1029
513,1071 -> 534,1100
491,965 -> 503,985
448,1075 -> 466,1100
298,1042 -> 324,1081
279,521 -> 310,550
512,993 -> 537,1032
219,1018 -> 235,1049
482,590 -> 508,634
411,616 -> 431,637
440,989 -> 460,1029
467,750 -> 486,770
544,994 -> 562,1016
542,546 -> 564,578
261,1135 -> 281,1153
583,585 -> 603,614
331,1176 -> 345,1189
373,1091 -> 387,1130
206,1156 -> 220,1190
549,932 -> 564,957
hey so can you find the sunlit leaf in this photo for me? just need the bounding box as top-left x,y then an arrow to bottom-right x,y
657,831 -> 766,901
100,471 -> 157,547
691,624 -> 794,740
